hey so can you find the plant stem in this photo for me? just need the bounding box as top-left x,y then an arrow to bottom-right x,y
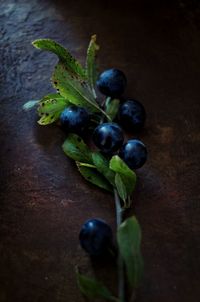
99,106 -> 112,122
130,291 -> 136,302
92,87 -> 97,100
78,162 -> 97,168
99,96 -> 112,123
114,189 -> 125,302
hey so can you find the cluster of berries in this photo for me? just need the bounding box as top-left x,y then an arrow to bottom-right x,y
59,68 -> 147,256
60,68 -> 147,171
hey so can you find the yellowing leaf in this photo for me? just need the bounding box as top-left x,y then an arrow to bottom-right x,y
37,93 -> 69,125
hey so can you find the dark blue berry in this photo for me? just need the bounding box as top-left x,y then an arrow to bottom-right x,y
119,139 -> 147,169
79,218 -> 113,256
60,105 -> 89,134
93,122 -> 124,153
96,69 -> 127,97
118,99 -> 146,132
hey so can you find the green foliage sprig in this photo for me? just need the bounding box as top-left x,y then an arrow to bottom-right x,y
23,35 -> 144,302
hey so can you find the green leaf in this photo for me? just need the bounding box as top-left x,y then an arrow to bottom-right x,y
109,156 -> 136,196
110,155 -> 135,178
77,163 -> 112,192
62,134 -> 92,164
37,93 -> 69,125
52,61 -> 102,113
86,34 -> 99,97
32,39 -> 86,79
23,100 -> 39,111
115,173 -> 127,202
92,152 -> 115,187
105,97 -> 120,121
76,271 -> 119,301
117,216 -> 144,288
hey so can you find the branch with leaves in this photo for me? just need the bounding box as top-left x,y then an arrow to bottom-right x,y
23,35 -> 145,302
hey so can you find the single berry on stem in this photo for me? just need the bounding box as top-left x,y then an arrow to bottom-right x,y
119,139 -> 147,169
79,218 -> 113,256
96,68 -> 127,98
93,122 -> 124,153
60,105 -> 90,134
118,99 -> 146,132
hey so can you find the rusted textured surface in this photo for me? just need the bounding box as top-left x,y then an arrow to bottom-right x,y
0,0 -> 200,301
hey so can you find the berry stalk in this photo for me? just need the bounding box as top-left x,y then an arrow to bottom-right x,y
114,189 -> 125,302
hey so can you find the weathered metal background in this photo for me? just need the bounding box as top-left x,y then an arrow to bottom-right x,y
0,0 -> 200,301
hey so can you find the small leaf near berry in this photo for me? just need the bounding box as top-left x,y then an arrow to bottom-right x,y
76,269 -> 119,301
37,93 -> 69,125
77,163 -> 112,192
62,134 -> 93,164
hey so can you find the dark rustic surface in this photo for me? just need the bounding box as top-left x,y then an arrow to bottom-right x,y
0,0 -> 200,301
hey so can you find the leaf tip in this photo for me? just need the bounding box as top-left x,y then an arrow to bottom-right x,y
32,38 -> 53,49
32,39 -> 39,48
91,34 -> 100,50
22,100 -> 39,111
91,34 -> 97,40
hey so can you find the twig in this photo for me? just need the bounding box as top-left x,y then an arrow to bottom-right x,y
114,189 -> 125,302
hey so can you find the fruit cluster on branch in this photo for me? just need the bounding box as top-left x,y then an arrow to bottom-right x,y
23,35 -> 147,302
